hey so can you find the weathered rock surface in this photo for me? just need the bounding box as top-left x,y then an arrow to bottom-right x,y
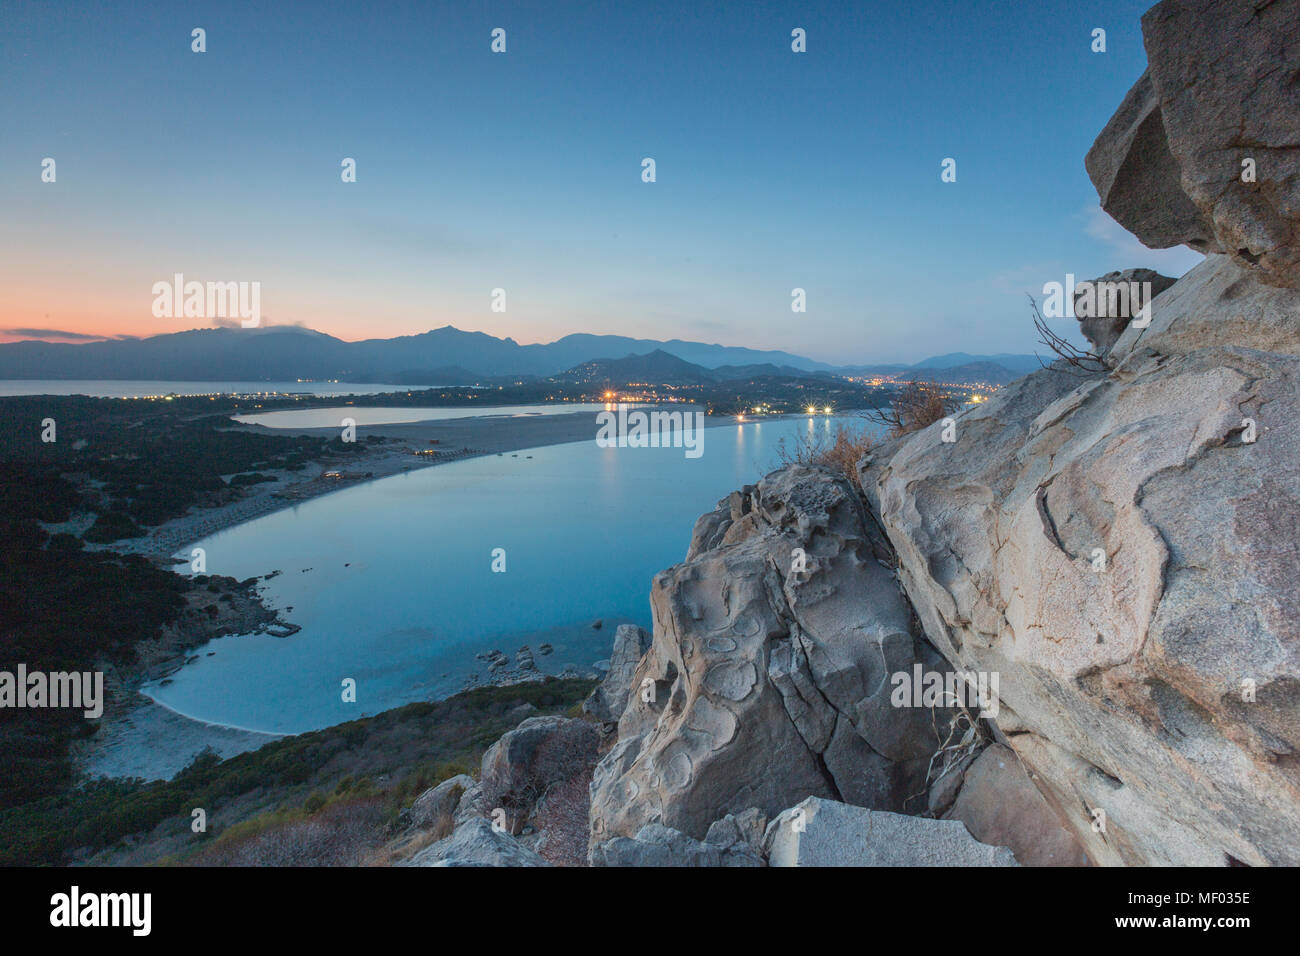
588,466 -> 954,851
865,258 -> 1300,863
1086,70 -> 1218,254
590,820 -> 765,867
866,9 -> 1300,862
944,744 -> 1091,866
404,818 -> 551,867
481,715 -> 598,833
926,750 -> 977,817
1110,254 -> 1300,364
567,0 -> 1300,869
583,624 -> 652,724
1073,269 -> 1177,356
704,807 -> 768,855
1087,0 -> 1300,288
481,716 -> 569,790
406,773 -> 475,836
764,797 -> 1017,867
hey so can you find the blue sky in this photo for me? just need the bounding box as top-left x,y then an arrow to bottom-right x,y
0,0 -> 1202,363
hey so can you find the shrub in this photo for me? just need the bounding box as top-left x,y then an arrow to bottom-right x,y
83,510 -> 144,543
188,797 -> 385,867
533,773 -> 592,867
479,720 -> 599,831
303,792 -> 327,814
866,381 -> 957,437
775,423 -> 875,490
46,533 -> 84,552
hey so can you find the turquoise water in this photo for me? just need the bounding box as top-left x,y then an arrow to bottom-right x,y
145,414 -> 875,734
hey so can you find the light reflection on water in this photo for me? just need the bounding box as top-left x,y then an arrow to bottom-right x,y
145,414 -> 878,734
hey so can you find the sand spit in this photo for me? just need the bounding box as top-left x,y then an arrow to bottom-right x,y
111,408 -> 739,562
74,407 -> 736,783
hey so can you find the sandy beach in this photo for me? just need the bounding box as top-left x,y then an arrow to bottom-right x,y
114,407 -> 738,562
74,693 -> 286,782
75,405 -> 740,782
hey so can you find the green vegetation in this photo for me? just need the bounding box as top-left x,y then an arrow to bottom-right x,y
83,509 -> 145,542
0,678 -> 595,866
0,519 -> 188,811
0,395 -> 345,533
6,384 -> 923,867
0,395 -> 358,840
0,392 -> 614,867
229,471 -> 278,487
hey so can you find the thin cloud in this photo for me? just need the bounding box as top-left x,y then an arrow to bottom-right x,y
1084,206 -> 1205,276
209,317 -> 301,329
987,261 -> 1067,297
2,328 -> 110,342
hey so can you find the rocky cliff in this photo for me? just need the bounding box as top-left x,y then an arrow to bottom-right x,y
583,465 -> 1088,866
1087,0 -> 1300,289
583,0 -> 1299,867
403,0 -> 1299,866
866,254 -> 1300,865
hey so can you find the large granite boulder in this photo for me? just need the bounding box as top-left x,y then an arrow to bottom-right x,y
763,797 -> 1017,867
944,744 -> 1091,866
876,8 -> 1300,860
405,773 -> 475,837
1073,268 -> 1177,356
588,466 -> 955,852
1087,0 -> 1300,288
583,624 -> 652,724
404,818 -> 551,867
590,819 -> 765,867
1109,254 -> 1300,363
864,258 -> 1300,863
1086,71 -> 1217,254
481,716 -> 599,833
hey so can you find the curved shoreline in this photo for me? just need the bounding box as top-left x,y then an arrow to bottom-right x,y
74,688 -> 286,783
114,407 -> 754,562
78,406 -> 763,781
134,691 -> 292,739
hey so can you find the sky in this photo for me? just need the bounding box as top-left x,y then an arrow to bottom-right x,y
0,0 -> 1204,364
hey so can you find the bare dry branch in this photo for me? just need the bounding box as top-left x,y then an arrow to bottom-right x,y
1028,293 -> 1105,374
863,381 -> 958,438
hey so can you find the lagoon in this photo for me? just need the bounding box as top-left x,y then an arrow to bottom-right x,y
145,414 -> 877,735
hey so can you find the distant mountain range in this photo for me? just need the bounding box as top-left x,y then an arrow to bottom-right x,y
908,352 -> 1042,373
553,349 -> 1038,388
0,325 -> 1037,386
917,359 -> 1048,385
554,349 -> 837,386
834,352 -> 1044,386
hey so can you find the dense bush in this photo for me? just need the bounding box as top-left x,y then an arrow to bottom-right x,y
83,509 -> 145,542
